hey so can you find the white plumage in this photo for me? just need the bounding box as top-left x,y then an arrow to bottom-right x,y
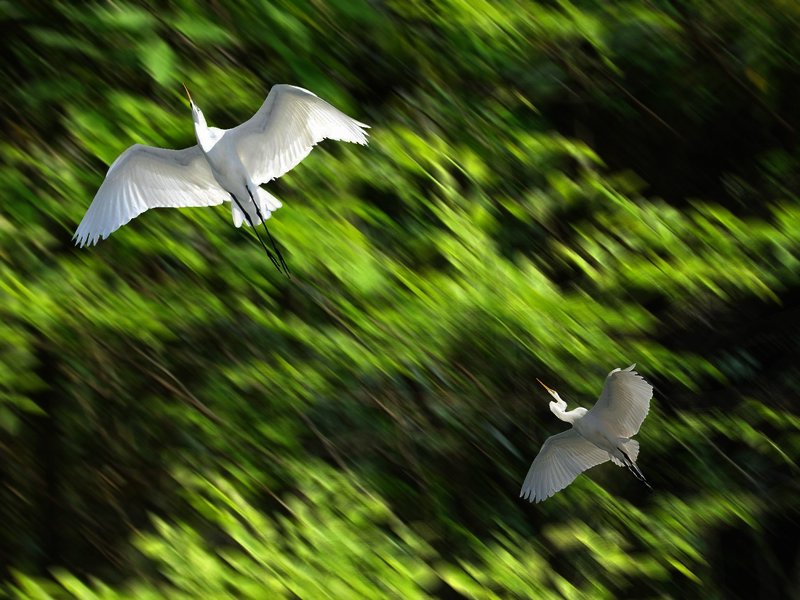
520,364 -> 654,503
231,85 -> 369,185
592,365 -> 653,438
74,84 -> 369,248
520,430 -> 610,503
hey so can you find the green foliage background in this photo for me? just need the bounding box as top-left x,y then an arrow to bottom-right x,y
1,0 -> 799,597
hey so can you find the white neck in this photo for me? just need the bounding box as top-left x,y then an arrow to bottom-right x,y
192,107 -> 214,153
549,400 -> 587,424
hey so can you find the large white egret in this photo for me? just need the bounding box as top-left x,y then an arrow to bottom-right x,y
520,364 -> 653,503
73,84 -> 370,274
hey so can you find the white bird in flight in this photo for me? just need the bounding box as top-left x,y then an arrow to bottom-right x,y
73,83 -> 370,274
520,364 -> 653,503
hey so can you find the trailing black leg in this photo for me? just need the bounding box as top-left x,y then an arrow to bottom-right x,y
230,194 -> 282,272
621,449 -> 653,490
246,186 -> 289,277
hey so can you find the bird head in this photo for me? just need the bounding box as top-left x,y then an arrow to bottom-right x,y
182,83 -> 205,125
536,377 -> 565,406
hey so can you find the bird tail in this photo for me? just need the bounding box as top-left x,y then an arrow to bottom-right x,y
610,439 -> 640,465
231,188 -> 283,228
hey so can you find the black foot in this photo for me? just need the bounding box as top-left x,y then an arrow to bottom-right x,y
621,449 -> 653,490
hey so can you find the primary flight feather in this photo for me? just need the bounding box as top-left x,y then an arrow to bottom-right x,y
74,84 -> 369,273
520,364 -> 654,503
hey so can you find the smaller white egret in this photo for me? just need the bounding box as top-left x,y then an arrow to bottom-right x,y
74,84 -> 370,275
520,364 -> 653,503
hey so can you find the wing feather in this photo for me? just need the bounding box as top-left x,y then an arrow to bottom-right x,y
588,365 -> 653,438
74,144 -> 227,247
520,429 -> 610,503
227,84 -> 369,186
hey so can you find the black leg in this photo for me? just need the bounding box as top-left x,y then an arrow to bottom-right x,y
246,186 -> 289,277
621,449 -> 653,490
230,193 -> 282,272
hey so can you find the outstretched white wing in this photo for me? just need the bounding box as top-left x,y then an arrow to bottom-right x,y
74,144 -> 227,247
227,84 -> 369,185
520,429 -> 609,503
587,364 -> 653,438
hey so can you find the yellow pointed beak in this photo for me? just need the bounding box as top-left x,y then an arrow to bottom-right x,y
182,82 -> 193,105
536,378 -> 555,394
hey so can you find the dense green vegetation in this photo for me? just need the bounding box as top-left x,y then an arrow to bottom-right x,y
2,0 -> 799,597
